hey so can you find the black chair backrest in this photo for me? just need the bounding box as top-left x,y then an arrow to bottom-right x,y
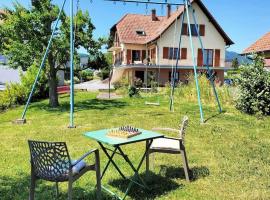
28,140 -> 71,182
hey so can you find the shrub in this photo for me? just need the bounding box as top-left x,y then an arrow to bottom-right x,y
236,55 -> 270,115
128,85 -> 140,97
165,74 -> 233,105
113,77 -> 129,90
134,78 -> 143,88
79,70 -> 93,82
0,64 -> 48,110
97,68 -> 110,80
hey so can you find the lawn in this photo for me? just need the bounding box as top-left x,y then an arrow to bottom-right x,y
0,92 -> 269,200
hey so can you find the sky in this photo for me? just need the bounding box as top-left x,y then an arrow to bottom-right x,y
1,0 -> 270,53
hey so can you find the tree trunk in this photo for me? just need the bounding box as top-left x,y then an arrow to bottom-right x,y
48,53 -> 59,107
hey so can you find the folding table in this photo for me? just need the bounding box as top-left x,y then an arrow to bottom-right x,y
84,128 -> 164,200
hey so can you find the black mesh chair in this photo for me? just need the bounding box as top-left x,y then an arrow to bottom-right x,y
28,140 -> 101,200
146,116 -> 190,181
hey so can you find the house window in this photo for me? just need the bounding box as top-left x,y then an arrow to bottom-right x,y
169,48 -> 179,60
136,30 -> 146,36
182,23 -> 205,36
132,50 -> 141,62
190,24 -> 199,36
203,49 -> 214,66
169,71 -> 179,82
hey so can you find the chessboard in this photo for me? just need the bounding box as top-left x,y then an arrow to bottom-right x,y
107,126 -> 142,139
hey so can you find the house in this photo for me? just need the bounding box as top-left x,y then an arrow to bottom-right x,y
242,31 -> 270,71
108,0 -> 234,86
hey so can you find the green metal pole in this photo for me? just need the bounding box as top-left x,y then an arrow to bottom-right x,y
189,1 -> 222,113
185,0 -> 204,123
69,0 -> 75,128
21,0 -> 67,120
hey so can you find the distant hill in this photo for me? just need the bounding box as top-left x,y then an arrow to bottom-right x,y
225,51 -> 251,64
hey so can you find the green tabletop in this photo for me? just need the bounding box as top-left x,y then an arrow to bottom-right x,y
84,128 -> 164,146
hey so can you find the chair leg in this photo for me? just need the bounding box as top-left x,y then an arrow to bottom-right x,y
55,182 -> 59,197
146,141 -> 150,173
95,150 -> 101,200
180,148 -> 190,182
29,175 -> 36,200
68,180 -> 72,200
152,153 -> 155,170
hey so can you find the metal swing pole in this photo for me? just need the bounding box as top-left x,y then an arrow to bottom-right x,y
21,0 -> 67,121
184,0 -> 204,123
69,0 -> 75,128
188,0 -> 222,113
169,9 -> 186,112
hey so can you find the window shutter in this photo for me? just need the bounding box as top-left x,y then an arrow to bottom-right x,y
163,47 -> 169,59
127,49 -> 132,64
181,48 -> 187,59
182,23 -> 188,35
214,49 -> 220,67
199,24 -> 205,36
197,49 -> 203,66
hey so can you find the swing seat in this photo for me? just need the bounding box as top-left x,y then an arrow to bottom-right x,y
145,101 -> 160,106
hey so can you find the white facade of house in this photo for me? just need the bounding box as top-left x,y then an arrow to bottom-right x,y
156,3 -> 226,67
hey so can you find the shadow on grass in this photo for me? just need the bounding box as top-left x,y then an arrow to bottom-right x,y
30,98 -> 128,113
108,171 -> 183,200
204,110 -> 226,123
159,165 -> 210,181
0,174 -> 112,200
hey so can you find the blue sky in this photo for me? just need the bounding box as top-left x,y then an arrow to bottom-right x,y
1,0 -> 270,53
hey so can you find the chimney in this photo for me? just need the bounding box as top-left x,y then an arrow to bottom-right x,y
167,4 -> 171,18
151,9 -> 157,21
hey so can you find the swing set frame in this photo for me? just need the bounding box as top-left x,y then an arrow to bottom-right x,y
19,0 -> 222,127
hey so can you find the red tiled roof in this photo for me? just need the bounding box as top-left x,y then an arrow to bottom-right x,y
243,32 -> 270,54
112,0 -> 233,46
116,14 -> 167,44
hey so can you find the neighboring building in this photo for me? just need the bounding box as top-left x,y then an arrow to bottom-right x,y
109,0 -> 233,86
242,31 -> 270,71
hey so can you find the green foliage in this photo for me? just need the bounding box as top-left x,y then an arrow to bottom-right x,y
236,55 -> 270,115
167,74 -> 233,105
232,58 -> 239,70
97,68 -> 110,80
0,64 -> 48,110
134,78 -> 143,88
79,70 -> 93,82
0,0 -> 103,106
128,85 -> 140,97
113,77 -> 129,90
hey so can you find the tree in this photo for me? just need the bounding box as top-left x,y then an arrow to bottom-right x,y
236,54 -> 270,115
0,0 -> 103,107
231,58 -> 239,70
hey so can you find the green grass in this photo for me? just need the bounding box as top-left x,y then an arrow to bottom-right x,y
0,92 -> 270,200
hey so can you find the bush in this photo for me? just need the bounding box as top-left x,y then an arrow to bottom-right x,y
113,77 -> 129,90
236,55 -> 270,115
163,74 -> 233,105
134,78 -> 143,88
128,85 -> 140,97
0,64 -> 48,111
79,70 -> 93,82
97,68 -> 110,80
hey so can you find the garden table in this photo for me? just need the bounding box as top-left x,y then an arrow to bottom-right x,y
84,128 -> 164,200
